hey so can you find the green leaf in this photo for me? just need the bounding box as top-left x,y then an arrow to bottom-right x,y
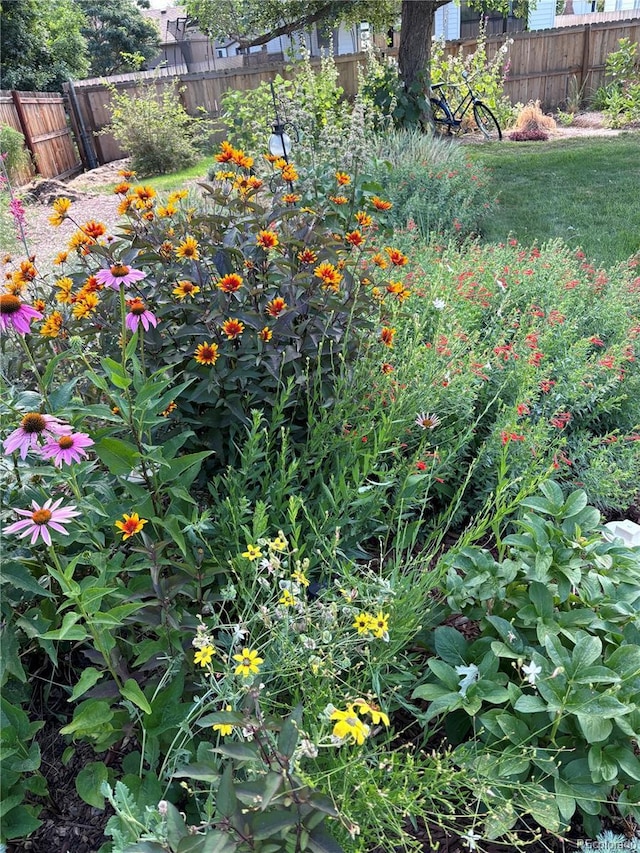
251,810 -> 297,839
158,451 -> 214,486
0,803 -> 42,840
93,436 -> 139,475
40,611 -> 88,642
172,763 -> 220,783
539,480 -> 564,508
75,761 -> 108,808
120,679 -> 152,714
561,490 -> 588,518
60,700 -> 114,736
211,743 -> 259,761
433,625 -> 468,665
259,771 -> 284,811
577,714 -> 613,742
277,716 -> 299,759
1,562 -> 54,599
513,694 -> 548,714
69,668 -> 104,702
166,801 -> 189,848
307,826 -> 345,853
570,633 -> 602,672
554,778 -> 576,821
216,763 -> 237,818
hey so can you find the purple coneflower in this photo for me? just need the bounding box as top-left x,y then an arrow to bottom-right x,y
4,497 -> 81,546
415,412 -> 441,430
0,293 -> 43,334
40,431 -> 94,467
94,263 -> 146,290
3,413 -> 72,460
125,298 -> 157,332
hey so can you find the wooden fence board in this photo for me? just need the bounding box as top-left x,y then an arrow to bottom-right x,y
0,90 -> 82,184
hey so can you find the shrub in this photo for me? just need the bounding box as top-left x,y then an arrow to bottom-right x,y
102,80 -> 212,176
369,127 -> 496,240
0,125 -> 32,183
593,38 -> 640,128
412,481 -> 640,839
508,100 -> 556,138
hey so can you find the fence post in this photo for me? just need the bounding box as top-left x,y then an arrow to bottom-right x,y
580,23 -> 591,91
11,90 -> 41,175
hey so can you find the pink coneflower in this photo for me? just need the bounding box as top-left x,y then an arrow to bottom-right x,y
4,497 -> 80,546
415,412 -> 441,430
94,263 -> 146,290
40,431 -> 94,467
0,293 -> 43,334
125,298 -> 157,332
3,413 -> 71,459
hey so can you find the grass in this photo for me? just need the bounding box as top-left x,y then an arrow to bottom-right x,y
98,156 -> 213,194
467,133 -> 640,268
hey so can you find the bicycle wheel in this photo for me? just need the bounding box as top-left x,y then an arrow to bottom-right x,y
430,98 -> 453,133
473,102 -> 502,140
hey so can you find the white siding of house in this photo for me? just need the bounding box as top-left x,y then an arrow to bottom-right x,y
435,4 -> 462,40
528,0 -> 556,29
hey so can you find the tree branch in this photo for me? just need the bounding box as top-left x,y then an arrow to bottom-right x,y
231,3 -> 336,48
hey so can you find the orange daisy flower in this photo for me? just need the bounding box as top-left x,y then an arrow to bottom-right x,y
216,273 -> 243,293
117,197 -> 133,216
82,220 -> 107,240
53,251 -> 68,266
280,164 -> 298,183
133,185 -> 156,203
221,318 -> 245,339
256,230 -> 279,250
72,293 -> 100,318
372,253 -> 388,269
380,327 -> 396,347
297,248 -> 318,264
258,326 -> 273,342
329,195 -> 348,205
215,141 -> 236,163
173,280 -> 200,299
335,171 -> 351,186
385,247 -> 408,266
40,311 -> 64,338
176,236 -> 200,260
48,197 -> 72,227
266,297 -> 287,317
345,230 -> 365,248
381,362 -> 394,374
355,211 -> 373,228
118,168 -> 136,178
32,298 -> 46,313
115,512 -> 148,540
55,277 -> 74,304
371,196 -> 393,211
113,182 -> 131,195
314,261 -> 342,290
282,193 -> 301,204
194,342 -> 220,365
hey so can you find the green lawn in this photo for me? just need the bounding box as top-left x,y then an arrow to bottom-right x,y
467,133 -> 640,268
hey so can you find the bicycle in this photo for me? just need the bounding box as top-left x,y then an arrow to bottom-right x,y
429,71 -> 502,141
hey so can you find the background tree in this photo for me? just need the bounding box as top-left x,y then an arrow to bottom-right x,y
0,0 -> 89,91
76,0 -> 160,77
186,0 -> 531,122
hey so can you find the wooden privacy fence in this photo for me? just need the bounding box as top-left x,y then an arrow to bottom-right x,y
445,17 -> 640,108
0,90 -> 82,184
66,16 -> 640,166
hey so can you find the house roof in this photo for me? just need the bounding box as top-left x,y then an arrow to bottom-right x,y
141,5 -> 188,45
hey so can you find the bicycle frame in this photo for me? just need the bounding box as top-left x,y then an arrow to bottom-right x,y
431,80 -> 479,127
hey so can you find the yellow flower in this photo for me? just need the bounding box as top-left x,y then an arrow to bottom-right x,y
291,569 -> 309,588
40,311 -> 64,338
194,645 -> 216,667
176,236 -> 200,260
330,706 -> 369,745
370,611 -> 389,640
279,588 -> 296,607
213,705 -> 234,736
233,648 -> 264,678
115,512 -> 148,540
173,280 -> 200,299
352,699 -> 390,727
55,277 -> 74,304
48,196 -> 72,226
72,292 -> 99,318
352,612 -> 372,635
241,544 -> 262,561
269,534 -> 287,552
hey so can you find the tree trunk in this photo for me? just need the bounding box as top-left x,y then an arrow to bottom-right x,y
398,0 -> 436,92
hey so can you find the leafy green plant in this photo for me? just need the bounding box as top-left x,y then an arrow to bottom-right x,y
1,125 -> 32,183
412,482 -> 640,839
0,698 -> 47,842
103,80 -> 213,176
592,38 -> 640,129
